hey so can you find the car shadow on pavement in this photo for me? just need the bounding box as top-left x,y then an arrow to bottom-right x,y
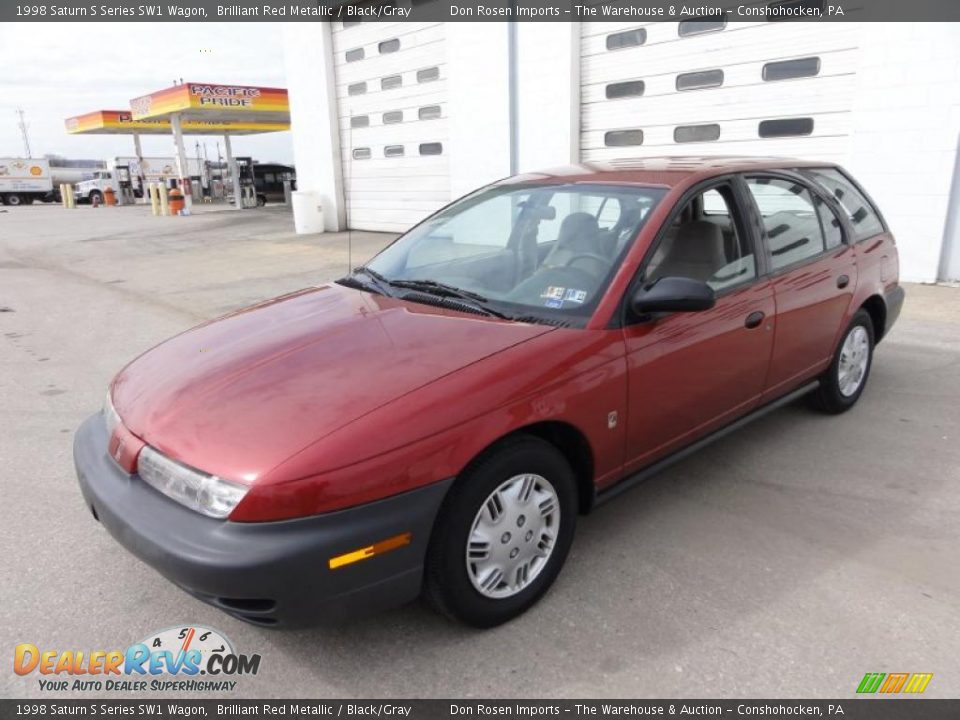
256,342 -> 959,697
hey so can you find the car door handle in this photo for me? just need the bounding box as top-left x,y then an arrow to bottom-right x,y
837,274 -> 850,289
744,311 -> 765,329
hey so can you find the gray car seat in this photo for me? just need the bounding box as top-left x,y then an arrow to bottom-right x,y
651,220 -> 726,283
543,212 -> 605,273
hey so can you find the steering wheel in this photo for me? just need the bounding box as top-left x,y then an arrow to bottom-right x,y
564,252 -> 610,277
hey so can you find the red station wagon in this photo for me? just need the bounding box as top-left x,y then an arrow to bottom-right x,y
74,157 -> 904,628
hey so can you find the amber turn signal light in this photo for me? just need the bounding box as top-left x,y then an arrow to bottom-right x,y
328,532 -> 412,570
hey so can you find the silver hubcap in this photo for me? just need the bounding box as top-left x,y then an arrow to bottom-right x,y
838,325 -> 870,397
466,474 -> 560,599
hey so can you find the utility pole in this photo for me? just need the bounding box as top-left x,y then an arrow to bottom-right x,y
15,108 -> 32,158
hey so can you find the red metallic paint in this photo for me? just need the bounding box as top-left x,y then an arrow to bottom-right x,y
107,423 -> 145,475
763,246 -> 858,400
621,279 -> 777,476
111,285 -> 552,485
106,158 -> 900,523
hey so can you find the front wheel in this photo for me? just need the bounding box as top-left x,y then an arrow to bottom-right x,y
256,195 -> 266,207
423,436 -> 577,628
811,309 -> 875,414
88,191 -> 102,205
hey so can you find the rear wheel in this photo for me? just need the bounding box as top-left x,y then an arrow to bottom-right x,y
423,436 -> 577,628
4,194 -> 22,206
811,309 -> 874,414
256,195 -> 267,207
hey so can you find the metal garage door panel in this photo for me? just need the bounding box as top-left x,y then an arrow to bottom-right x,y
580,20 -> 860,164
582,23 -> 857,77
583,76 -> 856,130
340,121 -> 447,150
585,115 -> 852,163
338,82 -> 447,122
333,20 -> 449,233
580,48 -> 859,104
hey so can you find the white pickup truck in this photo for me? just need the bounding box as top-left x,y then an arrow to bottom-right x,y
0,158 -> 53,206
74,157 -> 204,204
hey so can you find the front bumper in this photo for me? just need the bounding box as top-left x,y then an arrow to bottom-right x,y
73,414 -> 452,627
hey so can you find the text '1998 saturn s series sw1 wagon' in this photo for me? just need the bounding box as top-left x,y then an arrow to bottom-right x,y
74,157 -> 904,628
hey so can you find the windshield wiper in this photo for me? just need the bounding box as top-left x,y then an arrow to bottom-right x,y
388,279 -> 513,320
344,266 -> 394,296
347,271 -> 510,319
386,278 -> 490,303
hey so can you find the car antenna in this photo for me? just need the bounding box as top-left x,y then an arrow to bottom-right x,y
347,111 -> 354,274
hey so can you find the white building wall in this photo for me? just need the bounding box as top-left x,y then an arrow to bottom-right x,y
846,23 -> 960,283
283,21 -> 960,282
941,149 -> 960,282
516,22 -> 581,172
282,23 -> 346,232
446,22 -> 512,198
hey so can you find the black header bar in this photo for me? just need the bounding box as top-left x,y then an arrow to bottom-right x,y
3,699 -> 960,719
3,0 -> 960,22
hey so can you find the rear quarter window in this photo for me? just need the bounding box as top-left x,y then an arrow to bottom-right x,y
804,168 -> 885,242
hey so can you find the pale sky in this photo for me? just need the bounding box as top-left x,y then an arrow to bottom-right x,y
0,23 -> 294,164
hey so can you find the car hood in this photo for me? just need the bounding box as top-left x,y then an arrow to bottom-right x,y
112,284 -> 552,484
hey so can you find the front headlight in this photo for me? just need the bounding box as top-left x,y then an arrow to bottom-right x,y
103,390 -> 122,438
137,446 -> 249,519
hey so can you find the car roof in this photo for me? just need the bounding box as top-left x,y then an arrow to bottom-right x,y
498,156 -> 837,189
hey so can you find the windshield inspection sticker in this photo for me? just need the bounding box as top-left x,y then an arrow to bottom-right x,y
564,289 -> 587,304
540,286 -> 566,300
544,299 -> 564,309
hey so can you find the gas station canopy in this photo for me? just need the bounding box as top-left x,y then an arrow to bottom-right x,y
65,109 -> 289,136
130,82 -> 290,125
65,82 -> 292,212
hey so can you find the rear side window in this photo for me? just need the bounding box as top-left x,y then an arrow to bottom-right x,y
814,194 -> 844,249
745,177 -> 827,270
804,168 -> 885,241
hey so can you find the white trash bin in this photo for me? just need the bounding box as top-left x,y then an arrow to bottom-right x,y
292,191 -> 325,235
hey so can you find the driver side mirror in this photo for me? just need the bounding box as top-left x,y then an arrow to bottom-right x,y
630,276 -> 716,316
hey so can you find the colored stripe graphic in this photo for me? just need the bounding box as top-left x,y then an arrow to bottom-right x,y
904,673 -> 934,694
857,673 -> 885,694
879,673 -> 909,693
856,672 -> 933,694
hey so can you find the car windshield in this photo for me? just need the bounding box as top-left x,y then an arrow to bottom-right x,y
350,183 -> 665,325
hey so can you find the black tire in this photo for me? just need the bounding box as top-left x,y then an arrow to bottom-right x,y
5,194 -> 22,207
423,436 -> 577,628
256,195 -> 267,207
810,309 -> 875,414
88,191 -> 102,206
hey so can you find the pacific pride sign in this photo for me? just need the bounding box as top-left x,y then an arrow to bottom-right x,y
190,84 -> 261,109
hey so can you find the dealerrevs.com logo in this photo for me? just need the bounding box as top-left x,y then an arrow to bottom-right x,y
14,625 -> 261,693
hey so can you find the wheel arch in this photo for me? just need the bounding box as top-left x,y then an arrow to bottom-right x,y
860,294 -> 888,343
459,421 -> 596,516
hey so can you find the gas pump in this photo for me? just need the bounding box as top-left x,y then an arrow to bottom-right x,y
235,156 -> 258,209
114,164 -> 135,206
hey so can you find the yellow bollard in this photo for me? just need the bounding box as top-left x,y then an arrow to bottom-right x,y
158,183 -> 170,217
60,184 -> 68,209
65,184 -> 76,209
149,183 -> 160,216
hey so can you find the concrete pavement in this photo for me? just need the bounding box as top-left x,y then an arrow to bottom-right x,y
1,204 -> 957,699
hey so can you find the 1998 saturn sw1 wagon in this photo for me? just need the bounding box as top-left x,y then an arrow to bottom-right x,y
74,157 -> 904,628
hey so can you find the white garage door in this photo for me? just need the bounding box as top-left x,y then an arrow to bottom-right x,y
331,20 -> 450,233
581,20 -> 860,164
